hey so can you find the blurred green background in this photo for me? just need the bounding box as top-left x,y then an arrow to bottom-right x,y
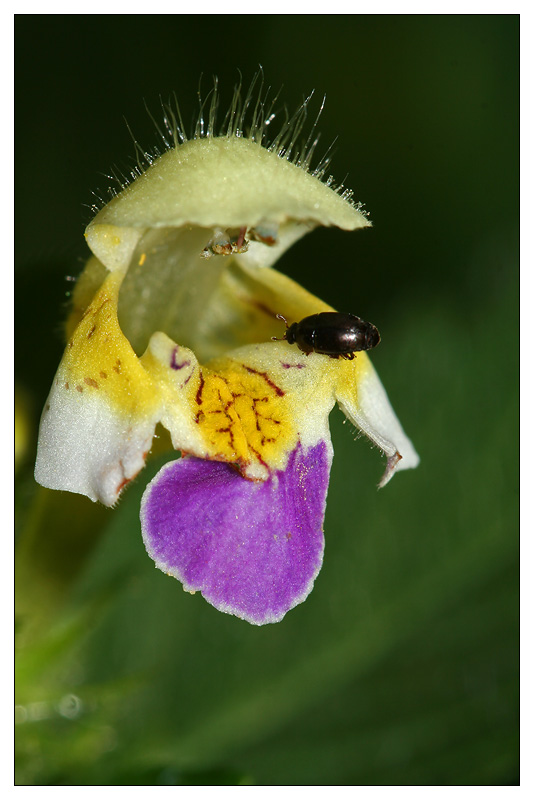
15,15 -> 518,785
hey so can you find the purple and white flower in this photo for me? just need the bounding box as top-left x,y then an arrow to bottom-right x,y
35,80 -> 419,624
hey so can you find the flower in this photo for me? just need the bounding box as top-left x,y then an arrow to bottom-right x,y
34,78 -> 419,625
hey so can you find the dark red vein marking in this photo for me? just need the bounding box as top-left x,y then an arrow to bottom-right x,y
195,372 -> 205,405
170,347 -> 191,371
243,365 -> 285,397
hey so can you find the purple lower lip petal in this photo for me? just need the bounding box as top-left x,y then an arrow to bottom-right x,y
140,441 -> 331,625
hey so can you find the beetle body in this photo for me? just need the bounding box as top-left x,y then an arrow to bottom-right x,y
277,312 -> 380,359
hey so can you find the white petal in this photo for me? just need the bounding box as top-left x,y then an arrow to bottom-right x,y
35,378 -> 158,505
335,357 -> 419,487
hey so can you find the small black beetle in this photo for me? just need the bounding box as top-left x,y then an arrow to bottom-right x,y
273,312 -> 380,359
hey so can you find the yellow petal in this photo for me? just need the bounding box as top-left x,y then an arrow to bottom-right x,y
35,271 -> 162,504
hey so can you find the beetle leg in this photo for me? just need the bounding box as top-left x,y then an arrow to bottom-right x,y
275,313 -> 289,328
272,314 -> 289,342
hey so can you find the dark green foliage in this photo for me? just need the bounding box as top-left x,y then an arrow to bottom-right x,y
15,15 -> 518,785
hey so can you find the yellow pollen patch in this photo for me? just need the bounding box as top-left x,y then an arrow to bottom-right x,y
192,370 -> 249,464
60,271 -> 160,416
196,357 -> 296,472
